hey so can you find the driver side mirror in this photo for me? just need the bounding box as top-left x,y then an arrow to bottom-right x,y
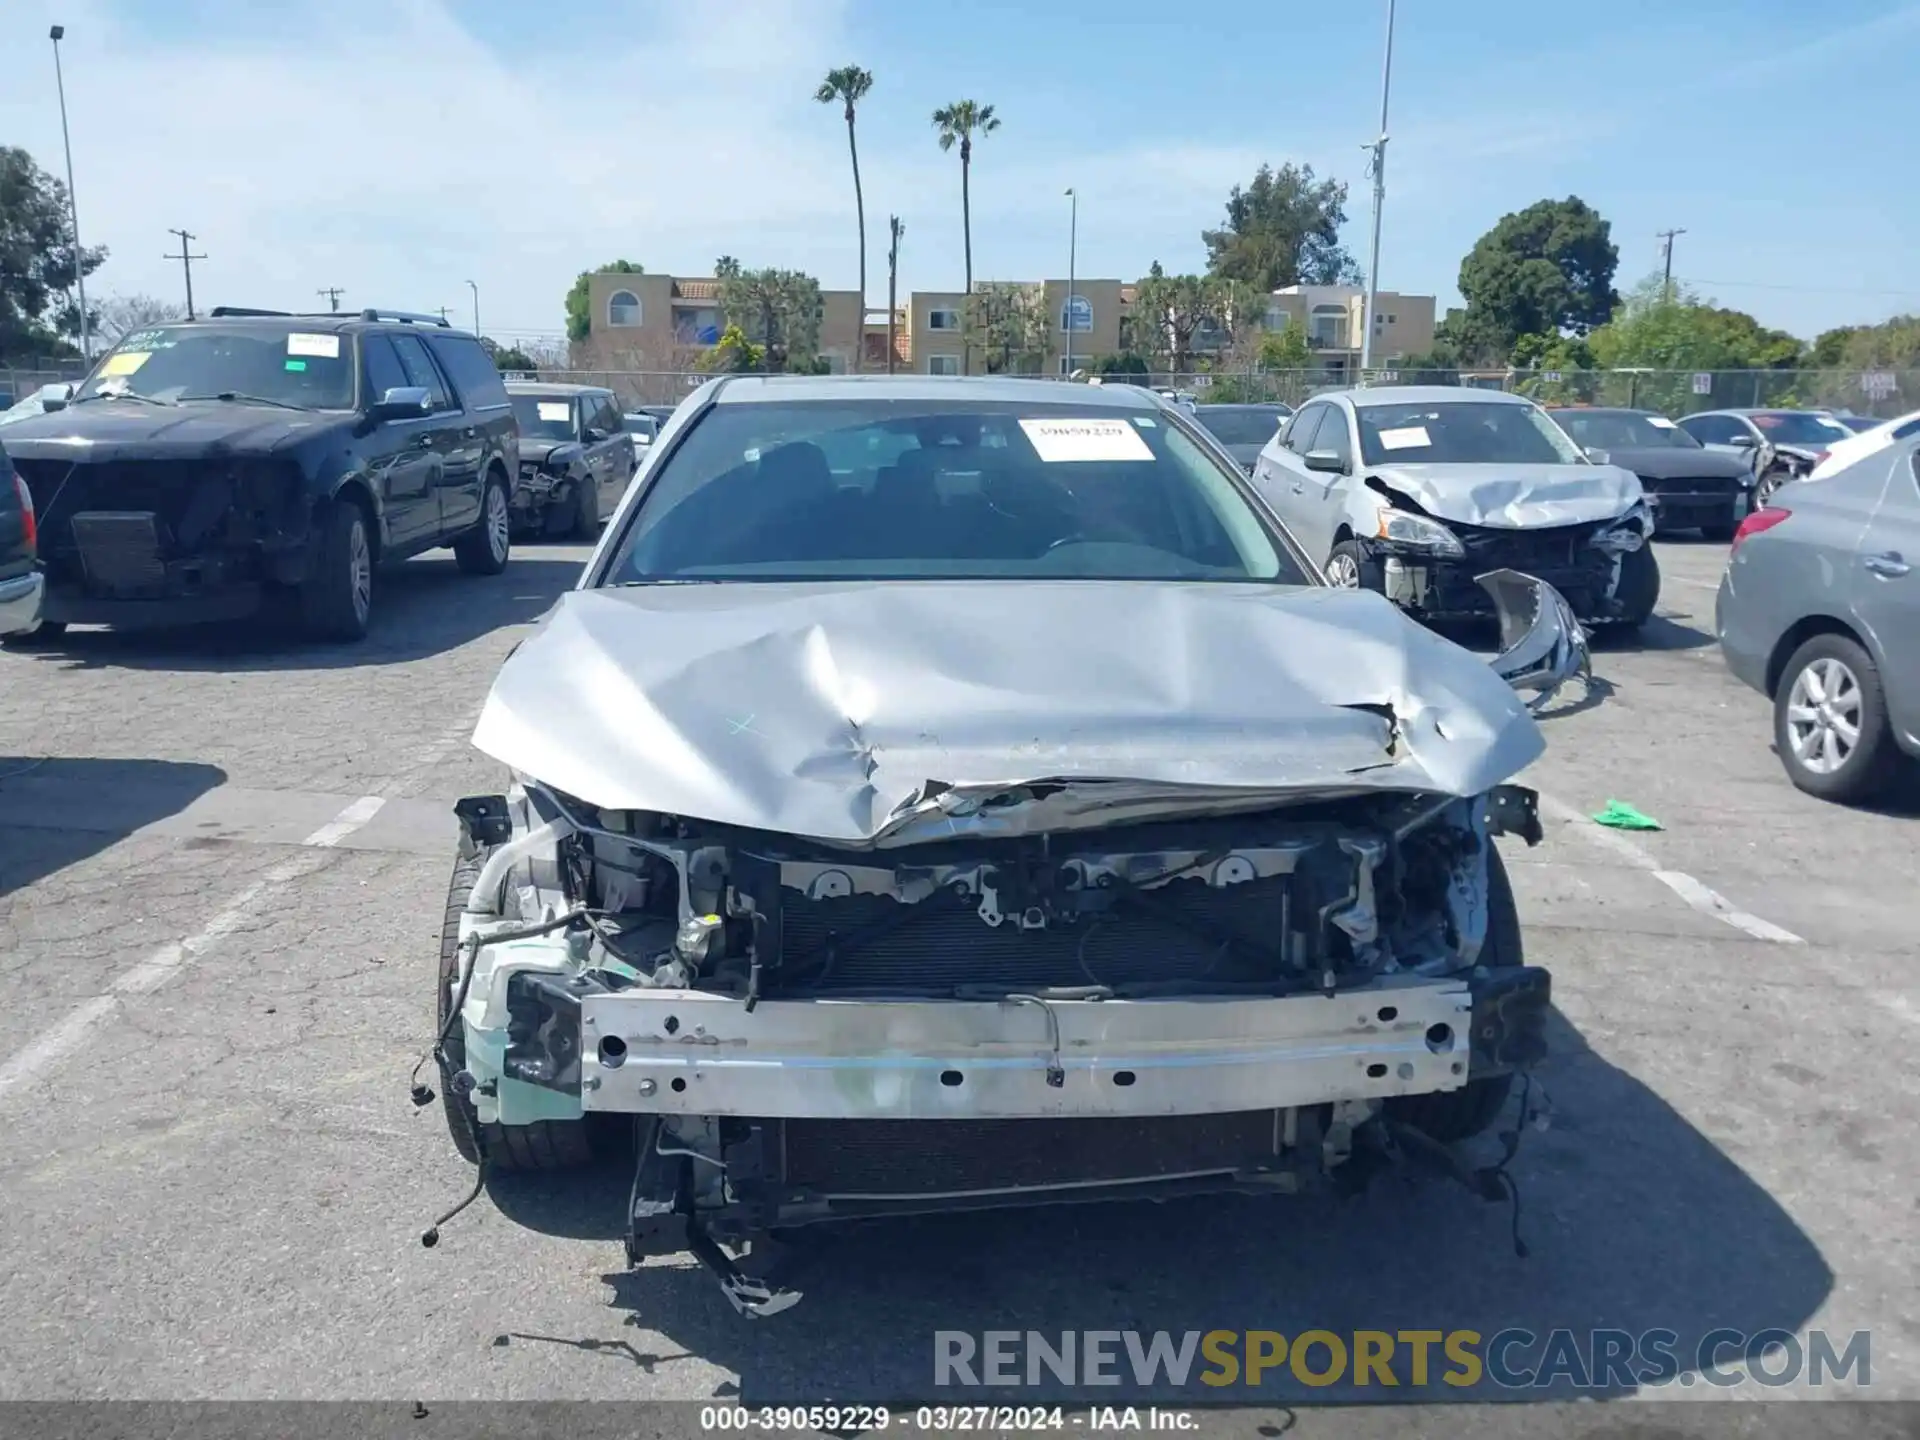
370,386 -> 432,421
1303,448 -> 1346,474
584,426 -> 609,443
38,383 -> 73,413
1583,446 -> 1611,464
1727,433 -> 1757,449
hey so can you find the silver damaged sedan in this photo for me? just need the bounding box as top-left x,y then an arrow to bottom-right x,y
421,376 -> 1588,1315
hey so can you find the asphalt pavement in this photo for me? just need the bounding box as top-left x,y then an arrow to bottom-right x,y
0,537 -> 1915,1425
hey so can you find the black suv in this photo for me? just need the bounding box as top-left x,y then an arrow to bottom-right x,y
1,308 -> 520,642
503,381 -> 632,539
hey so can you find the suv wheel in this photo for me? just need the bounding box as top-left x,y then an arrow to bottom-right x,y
456,474 -> 511,576
570,473 -> 599,541
300,501 -> 374,642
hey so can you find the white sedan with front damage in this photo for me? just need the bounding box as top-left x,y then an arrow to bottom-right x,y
1254,385 -> 1659,632
416,376 -> 1587,1316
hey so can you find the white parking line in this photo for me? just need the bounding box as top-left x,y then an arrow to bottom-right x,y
0,795 -> 390,1104
1537,792 -> 1804,944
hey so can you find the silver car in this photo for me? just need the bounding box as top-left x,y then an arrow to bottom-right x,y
1717,435 -> 1920,803
1677,408 -> 1856,507
426,375 -> 1587,1315
1253,385 -> 1658,630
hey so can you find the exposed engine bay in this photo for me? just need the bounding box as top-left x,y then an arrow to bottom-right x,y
424,776 -> 1553,1316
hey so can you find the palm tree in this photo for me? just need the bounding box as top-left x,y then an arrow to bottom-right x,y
932,99 -> 1000,375
815,66 -> 874,370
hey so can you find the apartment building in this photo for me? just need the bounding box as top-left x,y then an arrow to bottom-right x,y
570,270 -> 865,373
910,279 -> 1127,376
1263,285 -> 1436,377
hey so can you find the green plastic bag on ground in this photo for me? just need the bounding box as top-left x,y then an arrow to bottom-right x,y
1592,800 -> 1662,831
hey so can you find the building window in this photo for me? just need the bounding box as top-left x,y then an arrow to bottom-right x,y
1310,304 -> 1349,348
673,307 -> 720,345
928,309 -> 960,331
1060,295 -> 1092,333
1058,355 -> 1075,375
1264,308 -> 1290,330
928,355 -> 960,375
608,290 -> 642,327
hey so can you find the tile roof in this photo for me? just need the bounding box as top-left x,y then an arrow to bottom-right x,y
673,279 -> 720,300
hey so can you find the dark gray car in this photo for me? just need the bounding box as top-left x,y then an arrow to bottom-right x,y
1549,406 -> 1755,540
1193,402 -> 1294,473
505,382 -> 631,539
1716,437 -> 1920,802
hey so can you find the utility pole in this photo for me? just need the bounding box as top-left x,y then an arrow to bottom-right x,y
466,279 -> 479,334
887,216 -> 903,376
1063,188 -> 1078,378
1657,228 -> 1686,301
49,25 -> 92,360
317,287 -> 343,313
435,307 -> 453,323
163,228 -> 206,320
1357,0 -> 1396,382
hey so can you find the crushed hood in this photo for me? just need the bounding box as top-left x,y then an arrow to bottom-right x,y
516,438 -> 577,466
0,399 -> 337,462
1599,446 -> 1752,481
1370,461 -> 1643,529
471,580 -> 1546,848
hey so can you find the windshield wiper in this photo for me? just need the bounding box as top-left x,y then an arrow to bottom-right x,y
71,390 -> 174,407
179,392 -> 314,411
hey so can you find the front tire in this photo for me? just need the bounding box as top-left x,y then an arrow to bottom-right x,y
1773,633 -> 1904,804
1385,843 -> 1524,1144
1609,542 -> 1660,631
299,500 -> 374,642
1324,539 -> 1384,594
569,472 -> 599,541
436,852 -> 593,1171
455,473 -> 511,576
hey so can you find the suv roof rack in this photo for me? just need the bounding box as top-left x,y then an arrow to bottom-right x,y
209,306 -> 293,318
359,308 -> 451,327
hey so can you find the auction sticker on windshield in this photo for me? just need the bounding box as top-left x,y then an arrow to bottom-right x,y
99,352 -> 150,377
287,332 -> 341,359
1377,425 -> 1431,451
1019,417 -> 1154,463
1647,416 -> 1677,428
537,402 -> 571,423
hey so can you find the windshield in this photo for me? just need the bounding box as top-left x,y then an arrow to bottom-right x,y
1553,410 -> 1699,450
623,413 -> 657,439
510,393 -> 578,441
604,399 -> 1305,585
1754,412 -> 1853,446
1196,406 -> 1292,445
73,325 -> 356,409
1355,400 -> 1586,466
1836,415 -> 1880,433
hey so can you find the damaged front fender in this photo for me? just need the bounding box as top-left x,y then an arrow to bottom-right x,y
1480,569 -> 1591,713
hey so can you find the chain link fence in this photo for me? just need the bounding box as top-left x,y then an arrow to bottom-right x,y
1,359 -> 91,407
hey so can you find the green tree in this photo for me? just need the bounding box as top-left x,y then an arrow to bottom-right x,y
1588,274 -> 1805,413
932,99 -> 1000,374
700,324 -> 766,373
481,338 -> 537,371
564,259 -> 644,344
1201,163 -> 1359,290
966,282 -> 1049,374
1094,352 -> 1150,378
717,266 -> 824,371
816,66 -> 875,368
1257,325 -> 1313,370
1452,197 -> 1619,362
1130,264 -> 1210,372
1510,333 -> 1597,404
1809,326 -> 1858,368
0,146 -> 109,358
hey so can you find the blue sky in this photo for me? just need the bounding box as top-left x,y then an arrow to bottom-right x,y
5,0 -> 1917,343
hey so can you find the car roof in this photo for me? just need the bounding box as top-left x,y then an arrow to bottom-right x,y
185,311 -> 479,339
1196,401 -> 1287,410
1546,405 -> 1651,416
1309,384 -> 1533,408
703,374 -> 1171,409
504,381 -> 608,397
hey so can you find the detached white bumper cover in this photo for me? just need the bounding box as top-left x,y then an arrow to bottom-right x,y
0,571 -> 44,636
579,974 -> 1473,1120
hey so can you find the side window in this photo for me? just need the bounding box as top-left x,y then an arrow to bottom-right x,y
1317,407 -> 1353,468
1285,405 -> 1327,453
591,394 -> 621,435
360,335 -> 408,406
389,333 -> 452,411
427,335 -> 509,410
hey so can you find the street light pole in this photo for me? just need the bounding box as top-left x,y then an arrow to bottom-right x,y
467,280 -> 479,334
1063,188 -> 1077,378
49,25 -> 92,361
1357,0 -> 1396,382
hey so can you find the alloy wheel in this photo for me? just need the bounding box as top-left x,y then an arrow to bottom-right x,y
1325,553 -> 1361,588
349,518 -> 372,624
487,485 -> 510,561
1785,656 -> 1862,775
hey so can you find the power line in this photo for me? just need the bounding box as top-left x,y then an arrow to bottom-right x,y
317,286 -> 344,312
163,228 -> 206,320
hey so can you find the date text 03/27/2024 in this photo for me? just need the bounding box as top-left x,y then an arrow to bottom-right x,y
699,1406 -> 1195,1432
